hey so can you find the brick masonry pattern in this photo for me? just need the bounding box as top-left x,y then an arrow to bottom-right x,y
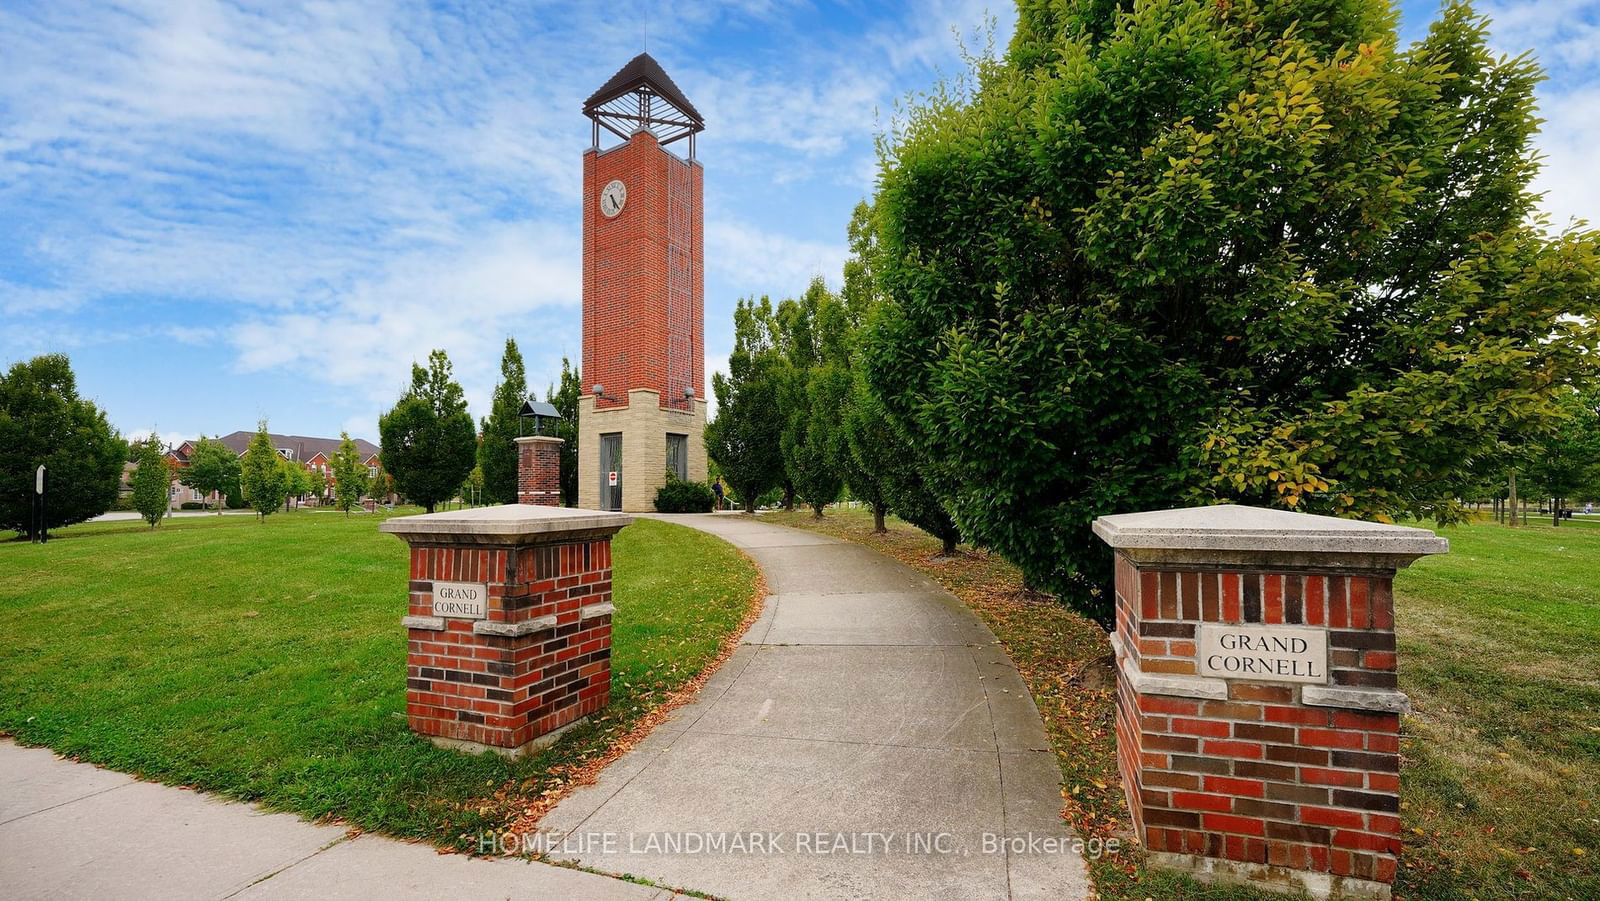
577,130 -> 707,511
582,131 -> 704,412
1113,553 -> 1403,886
517,439 -> 562,506
405,538 -> 615,749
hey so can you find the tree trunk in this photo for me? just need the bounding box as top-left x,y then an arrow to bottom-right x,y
873,503 -> 887,534
425,501 -> 436,514
782,483 -> 796,512
941,532 -> 957,555
811,503 -> 825,519
1507,472 -> 1518,527
1554,498 -> 1562,527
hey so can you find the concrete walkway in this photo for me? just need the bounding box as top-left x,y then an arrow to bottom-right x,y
541,513 -> 1091,900
0,741 -> 669,900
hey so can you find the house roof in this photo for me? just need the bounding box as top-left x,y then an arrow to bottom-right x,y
215,431 -> 380,462
583,52 -> 704,128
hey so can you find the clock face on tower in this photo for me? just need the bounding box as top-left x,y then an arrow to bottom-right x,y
599,179 -> 627,218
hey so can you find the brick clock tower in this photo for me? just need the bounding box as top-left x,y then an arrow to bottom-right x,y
578,53 -> 707,512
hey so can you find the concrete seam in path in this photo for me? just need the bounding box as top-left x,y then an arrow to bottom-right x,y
0,778 -> 133,828
969,642 -> 1016,901
216,835 -> 353,900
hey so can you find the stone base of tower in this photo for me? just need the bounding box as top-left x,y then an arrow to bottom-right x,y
578,389 -> 708,512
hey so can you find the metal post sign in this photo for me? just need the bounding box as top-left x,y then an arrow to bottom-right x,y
608,471 -> 619,486
36,465 -> 45,494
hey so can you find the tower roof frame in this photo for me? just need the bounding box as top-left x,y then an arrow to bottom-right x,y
583,52 -> 704,147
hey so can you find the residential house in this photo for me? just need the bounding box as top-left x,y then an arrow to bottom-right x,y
154,432 -> 387,510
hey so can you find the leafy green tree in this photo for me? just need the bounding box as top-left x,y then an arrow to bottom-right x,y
478,338 -> 527,506
240,422 -> 286,520
780,279 -> 849,516
179,437 -> 238,513
706,297 -> 788,514
847,381 -> 961,554
839,374 -> 890,533
547,357 -> 581,506
865,0 -> 1600,619
129,437 -> 171,528
378,350 -> 477,514
277,456 -> 306,512
331,432 -> 366,515
834,202 -> 894,532
0,354 -> 126,537
310,466 -> 330,506
1526,388 -> 1600,525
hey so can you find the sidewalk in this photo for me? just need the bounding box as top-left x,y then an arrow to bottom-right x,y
540,513 -> 1092,900
0,741 -> 672,900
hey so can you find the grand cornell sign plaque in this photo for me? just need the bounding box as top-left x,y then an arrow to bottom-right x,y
431,581 -> 488,620
1197,623 -> 1327,683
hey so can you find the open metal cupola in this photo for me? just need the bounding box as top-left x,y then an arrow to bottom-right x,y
583,52 -> 704,157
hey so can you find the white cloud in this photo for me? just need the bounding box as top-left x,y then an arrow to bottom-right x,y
0,0 -> 1002,435
705,218 -> 846,300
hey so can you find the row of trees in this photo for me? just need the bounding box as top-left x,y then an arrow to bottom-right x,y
707,203 -> 961,552
124,425 -> 381,529
378,343 -> 581,514
708,1 -> 1600,623
3,342 -> 579,536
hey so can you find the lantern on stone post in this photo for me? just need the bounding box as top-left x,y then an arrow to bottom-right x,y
519,399 -> 562,438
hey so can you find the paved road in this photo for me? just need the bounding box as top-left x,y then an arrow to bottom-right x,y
0,741 -> 665,900
541,513 -> 1091,900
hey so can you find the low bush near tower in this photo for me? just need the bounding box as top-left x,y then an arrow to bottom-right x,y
654,476 -> 715,513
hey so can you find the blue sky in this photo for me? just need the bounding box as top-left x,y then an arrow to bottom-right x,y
2,1 -> 1596,445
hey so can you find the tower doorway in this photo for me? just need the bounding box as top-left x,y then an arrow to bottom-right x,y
599,433 -> 622,511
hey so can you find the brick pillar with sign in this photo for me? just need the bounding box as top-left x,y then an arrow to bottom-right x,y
1092,505 -> 1446,900
516,435 -> 564,506
380,505 -> 633,755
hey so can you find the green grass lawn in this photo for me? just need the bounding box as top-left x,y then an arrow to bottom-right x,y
0,509 -> 758,849
1396,519 -> 1600,898
766,507 -> 1600,900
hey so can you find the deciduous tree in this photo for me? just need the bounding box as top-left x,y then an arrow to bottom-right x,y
547,357 -> 581,506
378,350 -> 477,514
866,0 -> 1600,619
129,436 -> 170,528
240,422 -> 285,520
1526,388 -> 1600,526
331,432 -> 366,515
179,437 -> 238,513
779,279 -> 849,517
706,298 -> 788,514
0,354 -> 126,537
478,338 -> 527,505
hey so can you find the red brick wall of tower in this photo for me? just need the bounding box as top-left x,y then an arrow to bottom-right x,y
582,130 -> 704,412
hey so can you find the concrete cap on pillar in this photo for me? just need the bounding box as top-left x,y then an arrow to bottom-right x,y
380,504 -> 634,545
1093,504 -> 1448,568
